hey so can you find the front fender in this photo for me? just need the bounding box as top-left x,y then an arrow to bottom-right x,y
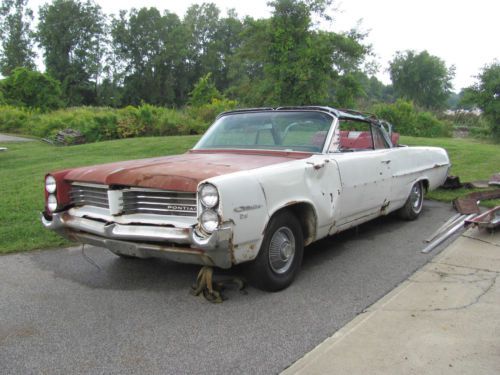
203,172 -> 269,264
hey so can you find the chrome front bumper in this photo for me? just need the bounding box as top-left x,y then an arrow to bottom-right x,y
41,212 -> 233,268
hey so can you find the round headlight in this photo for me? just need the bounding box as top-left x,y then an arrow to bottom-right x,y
200,210 -> 219,233
199,184 -> 219,208
47,194 -> 58,212
45,175 -> 57,194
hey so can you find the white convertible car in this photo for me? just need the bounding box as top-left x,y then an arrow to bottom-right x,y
42,107 -> 450,291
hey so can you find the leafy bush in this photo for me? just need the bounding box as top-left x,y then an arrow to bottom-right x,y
372,99 -> 451,137
0,105 -> 32,133
116,106 -> 144,138
187,98 -> 238,133
460,62 -> 500,141
26,107 -> 119,142
155,109 -> 198,136
0,68 -> 63,111
414,111 -> 452,137
189,73 -> 222,107
0,104 -> 212,142
440,110 -> 490,139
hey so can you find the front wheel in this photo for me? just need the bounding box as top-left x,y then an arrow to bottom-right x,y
247,211 -> 304,292
398,181 -> 424,220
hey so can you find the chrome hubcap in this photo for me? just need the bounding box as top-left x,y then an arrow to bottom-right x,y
268,227 -> 296,274
410,183 -> 423,211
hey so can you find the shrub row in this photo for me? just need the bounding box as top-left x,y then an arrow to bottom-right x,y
440,111 -> 492,139
0,99 -> 237,143
372,99 -> 452,137
1,98 -> 454,143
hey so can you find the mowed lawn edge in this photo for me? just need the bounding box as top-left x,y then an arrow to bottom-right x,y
0,135 -> 498,254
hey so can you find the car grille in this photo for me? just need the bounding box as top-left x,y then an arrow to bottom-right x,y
70,183 -> 197,217
122,189 -> 197,217
70,183 -> 109,209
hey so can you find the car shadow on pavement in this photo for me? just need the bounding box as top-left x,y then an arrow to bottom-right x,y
302,212 -> 406,269
29,244 -> 246,294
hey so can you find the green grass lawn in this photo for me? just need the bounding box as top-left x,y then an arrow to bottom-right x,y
0,136 -> 200,254
401,136 -> 500,208
0,135 -> 498,254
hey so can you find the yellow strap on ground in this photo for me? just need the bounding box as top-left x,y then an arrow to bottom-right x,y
190,266 -> 248,303
190,266 -> 224,303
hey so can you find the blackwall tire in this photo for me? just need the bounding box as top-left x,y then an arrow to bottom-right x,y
398,181 -> 424,221
247,211 -> 304,292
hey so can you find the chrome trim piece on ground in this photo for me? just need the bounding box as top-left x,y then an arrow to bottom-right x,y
421,214 -> 476,254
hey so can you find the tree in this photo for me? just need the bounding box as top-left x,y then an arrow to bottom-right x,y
111,7 -> 187,106
461,62 -> 500,140
229,0 -> 370,107
0,0 -> 36,76
212,9 -> 244,91
331,73 -> 364,108
189,72 -> 222,106
0,67 -> 62,110
184,4 -> 241,94
225,16 -> 271,104
389,50 -> 455,109
266,0 -> 328,105
37,0 -> 106,106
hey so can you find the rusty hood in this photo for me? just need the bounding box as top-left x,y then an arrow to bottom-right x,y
64,150 -> 312,192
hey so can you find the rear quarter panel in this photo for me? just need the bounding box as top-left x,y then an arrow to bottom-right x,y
389,146 -> 450,209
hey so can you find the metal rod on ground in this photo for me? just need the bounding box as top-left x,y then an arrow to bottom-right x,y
424,213 -> 463,243
421,214 -> 476,254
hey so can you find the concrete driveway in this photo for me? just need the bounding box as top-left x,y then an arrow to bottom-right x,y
0,201 -> 456,374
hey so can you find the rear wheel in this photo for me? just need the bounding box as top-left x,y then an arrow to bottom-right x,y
398,181 -> 424,220
247,211 -> 304,292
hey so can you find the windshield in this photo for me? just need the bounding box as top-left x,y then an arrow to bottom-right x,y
194,111 -> 334,152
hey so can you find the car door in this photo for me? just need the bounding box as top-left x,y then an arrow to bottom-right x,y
328,119 -> 392,226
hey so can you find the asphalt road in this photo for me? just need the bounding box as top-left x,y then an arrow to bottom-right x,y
0,133 -> 34,142
0,201 -> 457,375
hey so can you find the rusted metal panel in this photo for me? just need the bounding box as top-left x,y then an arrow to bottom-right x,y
465,206 -> 500,229
63,152 -> 312,192
454,189 -> 500,214
454,198 -> 481,214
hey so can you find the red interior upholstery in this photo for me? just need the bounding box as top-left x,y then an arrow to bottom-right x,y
340,131 -> 372,149
311,130 -> 400,150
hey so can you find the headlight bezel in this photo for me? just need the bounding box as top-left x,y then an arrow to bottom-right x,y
45,175 -> 57,194
199,183 -> 219,209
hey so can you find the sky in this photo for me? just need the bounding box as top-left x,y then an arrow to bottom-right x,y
28,0 -> 500,91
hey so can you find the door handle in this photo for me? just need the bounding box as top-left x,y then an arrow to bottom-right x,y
381,160 -> 391,164
307,159 -> 329,170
